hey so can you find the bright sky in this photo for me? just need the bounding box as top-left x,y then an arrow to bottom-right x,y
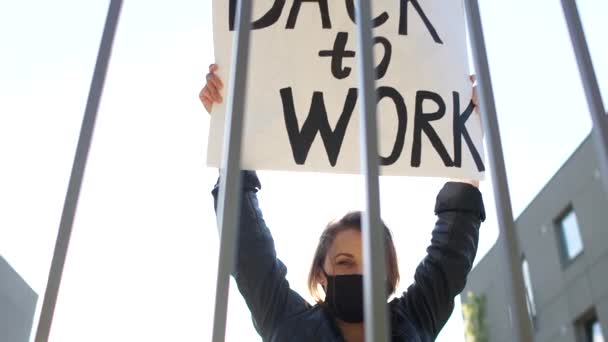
0,1 -> 606,341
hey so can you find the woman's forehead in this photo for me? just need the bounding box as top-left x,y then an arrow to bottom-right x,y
327,229 -> 362,257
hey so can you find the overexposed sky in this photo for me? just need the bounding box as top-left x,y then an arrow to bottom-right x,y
0,1 -> 606,341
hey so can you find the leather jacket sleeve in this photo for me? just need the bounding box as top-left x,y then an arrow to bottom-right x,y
212,171 -> 308,341
395,182 -> 485,339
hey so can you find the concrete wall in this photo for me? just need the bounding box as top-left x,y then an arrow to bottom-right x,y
463,136 -> 608,342
0,256 -> 38,342
464,244 -> 512,342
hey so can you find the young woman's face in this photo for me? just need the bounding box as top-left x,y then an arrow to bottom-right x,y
322,228 -> 363,276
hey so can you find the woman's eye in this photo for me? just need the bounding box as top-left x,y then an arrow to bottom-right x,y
337,260 -> 352,266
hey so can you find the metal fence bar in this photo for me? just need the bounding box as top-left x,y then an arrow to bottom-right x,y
211,0 -> 253,341
34,1 -> 123,341
463,0 -> 535,341
561,0 -> 608,193
353,1 -> 390,341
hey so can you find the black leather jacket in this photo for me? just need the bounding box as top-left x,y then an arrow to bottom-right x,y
212,171 -> 485,342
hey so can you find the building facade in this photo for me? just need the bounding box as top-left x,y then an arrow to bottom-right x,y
0,256 -> 37,342
463,135 -> 608,342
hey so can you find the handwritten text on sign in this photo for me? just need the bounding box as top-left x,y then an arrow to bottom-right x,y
207,0 -> 485,179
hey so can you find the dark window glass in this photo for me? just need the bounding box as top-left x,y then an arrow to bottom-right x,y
521,258 -> 536,321
557,208 -> 584,262
587,318 -> 605,342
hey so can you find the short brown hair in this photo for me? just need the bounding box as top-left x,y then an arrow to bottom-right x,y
307,211 -> 400,303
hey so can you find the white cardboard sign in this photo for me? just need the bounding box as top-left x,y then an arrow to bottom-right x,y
207,0 -> 485,179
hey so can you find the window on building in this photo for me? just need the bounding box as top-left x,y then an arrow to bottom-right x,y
585,317 -> 605,342
521,257 -> 537,323
557,207 -> 584,262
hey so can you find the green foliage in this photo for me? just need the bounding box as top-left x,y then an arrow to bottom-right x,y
462,291 -> 489,342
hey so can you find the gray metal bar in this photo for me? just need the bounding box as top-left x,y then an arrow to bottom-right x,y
34,1 -> 123,341
561,0 -> 608,194
211,0 -> 253,341
353,1 -> 390,341
463,1 -> 534,341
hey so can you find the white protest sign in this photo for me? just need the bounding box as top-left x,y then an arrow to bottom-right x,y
207,0 -> 485,179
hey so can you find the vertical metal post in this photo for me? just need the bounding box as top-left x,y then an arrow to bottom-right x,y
561,0 -> 608,194
353,1 -> 390,341
34,1 -> 123,341
211,0 -> 253,341
463,1 -> 534,341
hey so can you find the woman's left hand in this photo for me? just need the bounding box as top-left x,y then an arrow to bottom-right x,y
200,64 -> 224,114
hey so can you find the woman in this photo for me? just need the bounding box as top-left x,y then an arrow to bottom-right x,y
201,64 -> 485,342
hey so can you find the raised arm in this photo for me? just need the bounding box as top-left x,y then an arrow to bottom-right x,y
393,182 -> 485,339
212,171 -> 308,340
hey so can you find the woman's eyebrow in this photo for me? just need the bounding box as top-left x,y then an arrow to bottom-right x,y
334,253 -> 355,260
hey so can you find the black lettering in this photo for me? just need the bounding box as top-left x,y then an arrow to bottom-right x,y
319,33 -> 392,80
374,37 -> 392,80
411,90 -> 453,167
345,0 -> 389,27
319,32 -> 355,80
230,0 -> 287,31
280,87 -> 358,166
286,0 -> 331,29
377,87 -> 407,166
399,0 -> 443,44
453,92 -> 485,171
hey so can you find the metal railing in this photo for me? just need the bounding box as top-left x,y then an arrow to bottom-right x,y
33,1 -> 607,341
34,1 -> 123,341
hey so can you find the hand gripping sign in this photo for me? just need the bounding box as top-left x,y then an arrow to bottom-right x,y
207,0 -> 485,179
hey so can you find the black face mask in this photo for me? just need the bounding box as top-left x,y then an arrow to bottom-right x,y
322,269 -> 364,323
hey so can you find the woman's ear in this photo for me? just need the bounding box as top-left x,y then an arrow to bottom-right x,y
318,271 -> 327,289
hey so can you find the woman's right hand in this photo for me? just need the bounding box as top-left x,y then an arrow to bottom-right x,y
199,64 -> 224,114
